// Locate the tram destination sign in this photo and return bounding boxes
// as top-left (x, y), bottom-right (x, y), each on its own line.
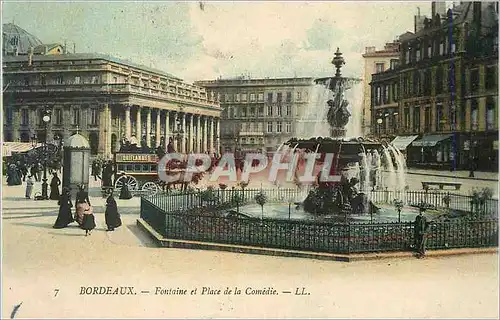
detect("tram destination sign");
top-left (115, 153), bottom-right (158, 163)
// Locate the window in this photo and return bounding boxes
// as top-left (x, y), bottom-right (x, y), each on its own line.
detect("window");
top-left (232, 107), bottom-right (237, 118)
top-left (250, 93), bottom-right (256, 102)
top-left (451, 42), bottom-right (456, 53)
top-left (241, 107), bottom-right (247, 117)
top-left (423, 69), bottom-right (431, 95)
top-left (276, 122), bottom-right (282, 133)
top-left (56, 76), bottom-right (63, 84)
top-left (286, 122), bottom-right (291, 133)
top-left (404, 107), bottom-right (410, 129)
top-left (375, 86), bottom-right (382, 105)
top-left (241, 93), bottom-right (247, 101)
top-left (72, 108), bottom-right (80, 126)
top-left (286, 105), bottom-right (292, 116)
top-left (21, 109), bottom-right (29, 125)
top-left (413, 72), bottom-right (421, 95)
top-left (415, 43), bottom-right (421, 61)
top-left (258, 106), bottom-right (264, 116)
top-left (250, 138), bottom-right (255, 145)
top-left (383, 85), bottom-right (389, 103)
top-left (424, 107), bottom-right (431, 132)
top-left (436, 66), bottom-right (444, 94)
top-left (375, 63), bottom-right (385, 73)
top-left (486, 98), bottom-right (495, 130)
top-left (276, 92), bottom-right (282, 104)
top-left (267, 122), bottom-right (273, 133)
top-left (427, 43), bottom-right (432, 58)
top-left (413, 106), bottom-right (420, 132)
top-left (258, 93), bottom-right (264, 101)
top-left (90, 108), bottom-right (98, 125)
top-left (470, 69), bottom-right (480, 93)
top-left (91, 76), bottom-right (98, 84)
top-left (267, 93), bottom-right (273, 103)
top-left (249, 123), bottom-right (254, 132)
top-left (241, 138), bottom-right (247, 144)
top-left (54, 109), bottom-right (63, 125)
top-left (74, 76), bottom-right (80, 84)
top-left (286, 92), bottom-right (292, 102)
top-left (267, 105), bottom-right (273, 116)
top-left (390, 59), bottom-right (399, 70)
top-left (24, 77), bottom-right (30, 86)
top-left (296, 91), bottom-right (302, 101)
top-left (439, 39), bottom-right (445, 55)
top-left (486, 66), bottom-right (497, 90)
top-left (277, 106), bottom-right (282, 116)
top-left (40, 75), bottom-right (46, 86)
top-left (113, 77), bottom-right (118, 83)
top-left (405, 49), bottom-right (410, 64)
top-left (241, 123), bottom-right (247, 131)
top-left (436, 104), bottom-right (444, 131)
top-left (471, 100), bottom-right (479, 130)
top-left (6, 108), bottom-right (13, 125)
top-left (250, 107), bottom-right (255, 117)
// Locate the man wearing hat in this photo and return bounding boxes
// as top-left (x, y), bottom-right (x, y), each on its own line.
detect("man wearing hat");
top-left (414, 207), bottom-right (431, 258)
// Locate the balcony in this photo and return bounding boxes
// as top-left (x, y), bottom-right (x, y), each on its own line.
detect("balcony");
top-left (4, 83), bottom-right (220, 109)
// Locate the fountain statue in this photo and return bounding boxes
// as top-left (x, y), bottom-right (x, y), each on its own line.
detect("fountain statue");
top-left (283, 48), bottom-right (406, 216)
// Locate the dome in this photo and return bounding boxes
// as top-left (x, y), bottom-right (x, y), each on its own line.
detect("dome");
top-left (3, 23), bottom-right (43, 55)
top-left (65, 133), bottom-right (90, 149)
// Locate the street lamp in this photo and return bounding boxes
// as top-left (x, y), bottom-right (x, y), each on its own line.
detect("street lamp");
top-left (41, 108), bottom-right (51, 200)
top-left (377, 118), bottom-right (383, 136)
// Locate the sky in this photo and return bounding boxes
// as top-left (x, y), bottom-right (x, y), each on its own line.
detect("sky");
top-left (2, 1), bottom-right (432, 83)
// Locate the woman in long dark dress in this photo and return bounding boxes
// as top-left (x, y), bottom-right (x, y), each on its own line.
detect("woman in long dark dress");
top-left (119, 174), bottom-right (133, 200)
top-left (81, 202), bottom-right (96, 236)
top-left (105, 193), bottom-right (122, 231)
top-left (53, 188), bottom-right (74, 229)
top-left (49, 173), bottom-right (61, 200)
top-left (75, 184), bottom-right (91, 225)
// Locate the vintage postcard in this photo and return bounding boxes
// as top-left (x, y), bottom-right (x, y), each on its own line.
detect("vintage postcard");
top-left (2, 1), bottom-right (498, 318)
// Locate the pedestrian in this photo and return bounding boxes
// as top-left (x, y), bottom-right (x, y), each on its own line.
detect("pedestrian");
top-left (49, 172), bottom-right (61, 200)
top-left (30, 164), bottom-right (38, 182)
top-left (53, 187), bottom-right (74, 229)
top-left (25, 175), bottom-right (34, 199)
top-left (118, 173), bottom-right (133, 200)
top-left (36, 163), bottom-right (42, 182)
top-left (7, 163), bottom-right (21, 186)
top-left (81, 202), bottom-right (96, 236)
top-left (414, 208), bottom-right (431, 258)
top-left (75, 184), bottom-right (91, 226)
top-left (19, 162), bottom-right (28, 182)
top-left (105, 192), bottom-right (122, 231)
top-left (91, 160), bottom-right (101, 181)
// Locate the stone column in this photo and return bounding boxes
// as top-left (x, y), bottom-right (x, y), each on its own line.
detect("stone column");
top-left (155, 109), bottom-right (161, 147)
top-left (189, 114), bottom-right (194, 153)
top-left (98, 104), bottom-right (112, 157)
top-left (165, 111), bottom-right (170, 145)
top-left (125, 105), bottom-right (131, 139)
top-left (209, 117), bottom-right (214, 154)
top-left (181, 113), bottom-right (186, 153)
top-left (62, 105), bottom-right (71, 140)
top-left (197, 115), bottom-right (201, 152)
top-left (202, 116), bottom-right (207, 153)
top-left (216, 118), bottom-right (220, 155)
top-left (146, 108), bottom-right (152, 147)
top-left (12, 108), bottom-right (20, 141)
top-left (136, 107), bottom-right (141, 138)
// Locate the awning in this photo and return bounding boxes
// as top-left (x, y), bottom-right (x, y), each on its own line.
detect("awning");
top-left (390, 135), bottom-right (419, 150)
top-left (412, 134), bottom-right (453, 147)
top-left (2, 142), bottom-right (42, 157)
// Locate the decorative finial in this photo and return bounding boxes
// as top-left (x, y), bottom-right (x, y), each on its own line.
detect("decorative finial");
top-left (331, 47), bottom-right (345, 78)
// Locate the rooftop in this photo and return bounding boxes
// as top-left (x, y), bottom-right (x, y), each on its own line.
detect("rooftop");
top-left (2, 23), bottom-right (43, 55)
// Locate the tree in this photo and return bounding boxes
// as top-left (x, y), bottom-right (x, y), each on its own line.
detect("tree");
top-left (255, 191), bottom-right (268, 220)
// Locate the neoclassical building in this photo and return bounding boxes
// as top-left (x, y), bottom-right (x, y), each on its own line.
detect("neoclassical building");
top-left (195, 77), bottom-right (313, 154)
top-left (3, 25), bottom-right (221, 158)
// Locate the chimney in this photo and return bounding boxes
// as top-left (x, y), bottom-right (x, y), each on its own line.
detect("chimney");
top-left (28, 47), bottom-right (33, 66)
top-left (365, 46), bottom-right (376, 54)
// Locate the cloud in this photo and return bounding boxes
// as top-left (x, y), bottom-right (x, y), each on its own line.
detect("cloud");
top-left (3, 2), bottom-right (431, 83)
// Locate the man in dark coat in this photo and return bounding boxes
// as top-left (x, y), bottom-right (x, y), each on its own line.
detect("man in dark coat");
top-left (414, 208), bottom-right (430, 258)
top-left (118, 173), bottom-right (133, 200)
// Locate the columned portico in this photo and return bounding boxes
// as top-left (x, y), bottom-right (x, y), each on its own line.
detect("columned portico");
top-left (181, 113), bottom-right (186, 153)
top-left (189, 114), bottom-right (194, 153)
top-left (202, 116), bottom-right (207, 153)
top-left (209, 117), bottom-right (214, 154)
top-left (216, 118), bottom-right (220, 155)
top-left (164, 111), bottom-right (170, 144)
top-left (135, 107), bottom-right (141, 139)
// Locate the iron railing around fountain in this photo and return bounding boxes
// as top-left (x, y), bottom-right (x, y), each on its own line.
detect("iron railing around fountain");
top-left (140, 189), bottom-right (498, 254)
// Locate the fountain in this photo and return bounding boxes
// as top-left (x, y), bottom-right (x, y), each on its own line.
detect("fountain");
top-left (281, 48), bottom-right (407, 216)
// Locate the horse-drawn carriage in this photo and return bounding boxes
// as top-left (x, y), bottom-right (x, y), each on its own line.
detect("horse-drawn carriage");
top-left (110, 151), bottom-right (209, 196)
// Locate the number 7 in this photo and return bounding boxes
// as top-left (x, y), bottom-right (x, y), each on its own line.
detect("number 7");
top-left (54, 289), bottom-right (59, 297)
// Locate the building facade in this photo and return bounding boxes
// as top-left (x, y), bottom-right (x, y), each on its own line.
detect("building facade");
top-left (3, 26), bottom-right (221, 158)
top-left (361, 41), bottom-right (400, 136)
top-left (195, 77), bottom-right (314, 154)
top-left (370, 1), bottom-right (498, 171)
